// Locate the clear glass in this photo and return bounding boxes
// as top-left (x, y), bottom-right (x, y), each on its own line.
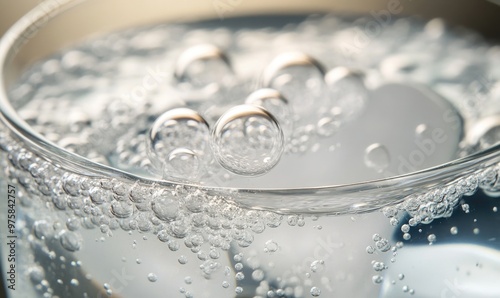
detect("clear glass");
top-left (1, 1), bottom-right (500, 297)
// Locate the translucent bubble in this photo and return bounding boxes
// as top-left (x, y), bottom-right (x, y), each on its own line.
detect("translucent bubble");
top-left (427, 234), bottom-right (437, 244)
top-left (264, 240), bottom-right (279, 253)
top-left (398, 273), bottom-right (405, 280)
top-left (403, 233), bottom-right (411, 240)
top-left (364, 143), bottom-right (390, 173)
top-left (372, 275), bottom-right (384, 284)
top-left (310, 286), bottom-right (321, 297)
top-left (401, 224), bottom-right (410, 233)
top-left (252, 269), bottom-right (265, 282)
top-left (235, 272), bottom-right (245, 281)
top-left (162, 148), bottom-right (201, 181)
top-left (262, 52), bottom-right (325, 87)
top-left (178, 255), bottom-right (188, 264)
top-left (174, 44), bottom-right (233, 89)
top-left (60, 231), bottom-right (82, 252)
top-left (262, 52), bottom-right (326, 116)
top-left (211, 105), bottom-right (284, 176)
top-left (375, 238), bottom-right (391, 252)
top-left (324, 67), bottom-right (367, 120)
top-left (148, 273), bottom-right (158, 282)
top-left (151, 194), bottom-right (179, 222)
top-left (147, 108), bottom-right (210, 178)
top-left (366, 246), bottom-right (375, 254)
top-left (34, 220), bottom-right (53, 240)
top-left (245, 88), bottom-right (293, 140)
top-left (222, 281), bottom-right (230, 288)
top-left (310, 260), bottom-right (325, 273)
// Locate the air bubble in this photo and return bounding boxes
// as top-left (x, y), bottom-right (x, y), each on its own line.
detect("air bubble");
top-left (162, 148), bottom-right (201, 181)
top-left (317, 117), bottom-right (340, 137)
top-left (178, 255), bottom-right (188, 264)
top-left (211, 105), bottom-right (284, 176)
top-left (151, 193), bottom-right (179, 222)
top-left (60, 231), bottom-right (82, 252)
top-left (372, 275), bottom-right (384, 284)
top-left (310, 260), bottom-right (325, 273)
top-left (148, 273), bottom-right (158, 282)
top-left (147, 108), bottom-right (210, 179)
top-left (310, 286), bottom-right (321, 297)
top-left (174, 44), bottom-right (233, 89)
top-left (264, 240), bottom-right (279, 253)
top-left (364, 143), bottom-right (390, 173)
top-left (245, 88), bottom-right (293, 139)
top-left (427, 234), bottom-right (437, 244)
top-left (252, 269), bottom-right (265, 282)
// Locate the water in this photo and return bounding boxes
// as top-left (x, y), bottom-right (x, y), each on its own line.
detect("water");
top-left (1, 13), bottom-right (500, 298)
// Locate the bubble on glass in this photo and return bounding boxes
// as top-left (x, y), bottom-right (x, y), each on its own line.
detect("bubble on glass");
top-left (427, 234), bottom-right (437, 244)
top-left (261, 52), bottom-right (326, 116)
top-left (364, 143), bottom-right (390, 173)
top-left (147, 273), bottom-right (158, 282)
top-left (262, 51), bottom-right (326, 87)
top-left (310, 286), bottom-right (321, 297)
top-left (324, 67), bottom-right (368, 121)
top-left (60, 230), bottom-right (82, 252)
top-left (317, 117), bottom-right (341, 137)
top-left (264, 240), bottom-right (280, 253)
top-left (174, 44), bottom-right (233, 90)
top-left (245, 88), bottom-right (293, 140)
top-left (211, 105), bottom-right (284, 176)
top-left (147, 108), bottom-right (210, 179)
top-left (252, 269), bottom-right (265, 282)
top-left (162, 148), bottom-right (201, 181)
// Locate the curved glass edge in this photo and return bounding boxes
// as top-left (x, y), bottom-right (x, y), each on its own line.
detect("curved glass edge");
top-left (0, 0), bottom-right (500, 214)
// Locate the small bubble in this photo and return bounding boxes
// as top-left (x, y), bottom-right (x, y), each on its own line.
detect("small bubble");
top-left (450, 226), bottom-right (458, 235)
top-left (245, 88), bottom-right (293, 139)
top-left (372, 275), bottom-right (384, 284)
top-left (234, 263), bottom-right (243, 271)
top-left (211, 105), bottom-right (284, 176)
top-left (364, 143), bottom-right (390, 173)
top-left (147, 108), bottom-right (210, 179)
top-left (390, 218), bottom-right (399, 226)
top-left (235, 286), bottom-right (243, 294)
top-left (310, 286), bottom-right (321, 297)
top-left (462, 203), bottom-right (470, 213)
top-left (70, 279), bottom-right (79, 286)
top-left (493, 206), bottom-right (498, 212)
top-left (60, 231), bottom-right (82, 252)
top-left (366, 246), bottom-right (375, 254)
top-left (401, 224), bottom-right (410, 233)
top-left (184, 276), bottom-right (192, 284)
top-left (178, 255), bottom-right (188, 264)
top-left (372, 234), bottom-right (381, 241)
top-left (398, 273), bottom-right (405, 280)
top-left (402, 285), bottom-right (409, 292)
top-left (403, 233), bottom-right (411, 241)
top-left (252, 269), bottom-right (265, 282)
top-left (264, 240), bottom-right (279, 253)
top-left (147, 273), bottom-right (157, 282)
top-left (310, 260), bottom-right (325, 273)
top-left (375, 238), bottom-right (391, 252)
top-left (473, 228), bottom-right (480, 235)
top-left (222, 281), bottom-right (230, 288)
top-left (427, 234), bottom-right (436, 244)
top-left (317, 117), bottom-right (340, 137)
top-left (235, 272), bottom-right (245, 281)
